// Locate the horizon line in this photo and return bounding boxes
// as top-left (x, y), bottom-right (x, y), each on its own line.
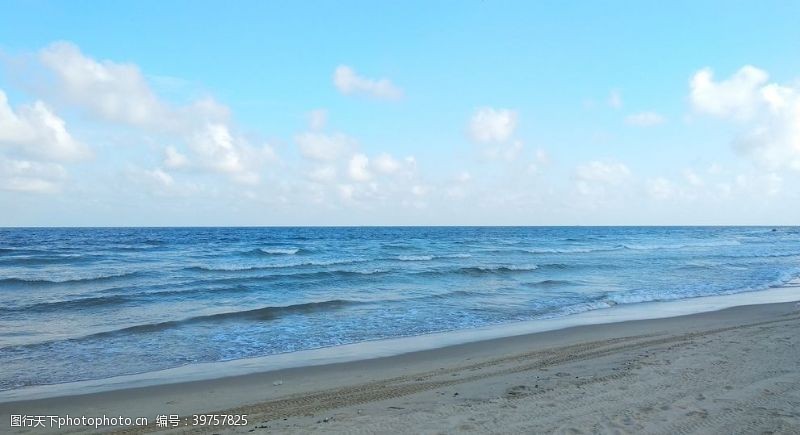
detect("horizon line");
top-left (0, 224), bottom-right (794, 229)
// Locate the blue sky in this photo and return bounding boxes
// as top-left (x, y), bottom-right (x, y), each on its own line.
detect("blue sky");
top-left (1, 1), bottom-right (799, 225)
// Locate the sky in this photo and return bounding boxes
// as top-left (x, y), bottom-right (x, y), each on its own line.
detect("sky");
top-left (1, 1), bottom-right (799, 226)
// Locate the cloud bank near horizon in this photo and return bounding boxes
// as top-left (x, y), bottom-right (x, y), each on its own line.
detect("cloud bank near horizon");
top-left (1, 41), bottom-right (798, 225)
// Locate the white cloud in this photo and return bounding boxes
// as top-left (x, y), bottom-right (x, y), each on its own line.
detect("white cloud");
top-left (307, 165), bottom-right (337, 183)
top-left (308, 109), bottom-right (327, 131)
top-left (608, 89), bottom-right (623, 109)
top-left (707, 163), bottom-right (723, 175)
top-left (690, 66), bottom-right (768, 119)
top-left (0, 157), bottom-right (67, 194)
top-left (575, 161), bottom-right (631, 184)
top-left (684, 169), bottom-right (704, 187)
top-left (186, 124), bottom-right (274, 185)
top-left (35, 42), bottom-right (270, 183)
top-left (163, 145), bottom-right (189, 168)
top-left (484, 139), bottom-right (524, 161)
top-left (534, 148), bottom-right (550, 166)
top-left (689, 65), bottom-right (800, 171)
top-left (333, 65), bottom-right (403, 100)
top-left (411, 185), bottom-right (428, 196)
top-left (39, 42), bottom-right (173, 129)
top-left (646, 177), bottom-right (676, 200)
top-left (127, 166), bottom-right (201, 197)
top-left (189, 124), bottom-right (244, 173)
top-left (373, 153), bottom-right (401, 174)
top-left (348, 153), bottom-right (372, 182)
top-left (0, 90), bottom-right (89, 162)
top-left (338, 184), bottom-right (355, 200)
top-left (468, 107), bottom-right (517, 143)
top-left (735, 172), bottom-right (782, 196)
top-left (295, 132), bottom-right (357, 161)
top-left (574, 161), bottom-right (632, 198)
top-left (144, 168), bottom-right (174, 188)
top-left (625, 111), bottom-right (666, 127)
top-left (527, 148), bottom-right (551, 174)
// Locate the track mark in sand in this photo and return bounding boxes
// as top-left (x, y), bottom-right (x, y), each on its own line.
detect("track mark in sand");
top-left (651, 375), bottom-right (800, 435)
top-left (113, 314), bottom-right (800, 434)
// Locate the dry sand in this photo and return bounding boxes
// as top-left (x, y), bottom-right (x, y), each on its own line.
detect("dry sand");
top-left (3, 299), bottom-right (800, 434)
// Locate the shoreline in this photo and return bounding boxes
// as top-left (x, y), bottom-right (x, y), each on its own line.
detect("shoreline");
top-left (2, 286), bottom-right (800, 433)
top-left (1, 283), bottom-right (799, 404)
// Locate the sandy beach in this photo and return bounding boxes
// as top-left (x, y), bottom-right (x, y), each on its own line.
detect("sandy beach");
top-left (3, 0), bottom-right (799, 432)
top-left (2, 294), bottom-right (799, 434)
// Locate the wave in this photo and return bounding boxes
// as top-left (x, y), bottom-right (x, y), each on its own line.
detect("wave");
top-left (412, 262), bottom-right (573, 278)
top-left (621, 240), bottom-right (741, 251)
top-left (185, 269), bottom-right (392, 285)
top-left (0, 254), bottom-right (95, 266)
top-left (678, 261), bottom-right (747, 271)
top-left (602, 268), bottom-right (800, 306)
top-left (397, 255), bottom-right (434, 261)
top-left (523, 279), bottom-right (578, 288)
top-left (105, 241), bottom-right (166, 251)
top-left (0, 247), bottom-right (52, 256)
top-left (395, 253), bottom-right (472, 261)
top-left (185, 258), bottom-right (366, 272)
top-left (382, 243), bottom-right (414, 250)
top-left (711, 251), bottom-right (800, 259)
top-left (246, 247), bottom-right (302, 256)
top-left (17, 299), bottom-right (368, 345)
top-left (0, 294), bottom-right (133, 314)
top-left (458, 264), bottom-right (539, 275)
top-left (524, 246), bottom-right (622, 254)
top-left (153, 299), bottom-right (361, 327)
top-left (0, 271), bottom-right (141, 286)
top-left (517, 240), bottom-right (742, 255)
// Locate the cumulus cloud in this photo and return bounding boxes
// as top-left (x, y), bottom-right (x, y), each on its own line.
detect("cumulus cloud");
top-left (348, 153), bottom-right (372, 181)
top-left (689, 65), bottom-right (800, 171)
top-left (126, 166), bottom-right (202, 197)
top-left (293, 115), bottom-right (423, 209)
top-left (575, 161), bottom-right (631, 184)
top-left (0, 157), bottom-right (67, 194)
top-left (189, 124), bottom-right (245, 174)
top-left (333, 65), bottom-right (403, 100)
top-left (373, 153), bottom-right (401, 174)
top-left (143, 168), bottom-right (174, 188)
top-left (684, 169), bottom-right (704, 187)
top-left (574, 161), bottom-right (632, 197)
top-left (527, 148), bottom-right (551, 174)
top-left (308, 109), bottom-right (328, 131)
top-left (608, 89), bottom-right (623, 109)
top-left (163, 145), bottom-right (189, 169)
top-left (39, 42), bottom-right (173, 129)
top-left (0, 90), bottom-right (89, 162)
top-left (295, 132), bottom-right (357, 161)
top-left (646, 177), bottom-right (676, 200)
top-left (35, 41), bottom-right (270, 183)
top-left (307, 165), bottom-right (337, 183)
top-left (625, 111), bottom-right (666, 127)
top-left (468, 107), bottom-right (517, 143)
top-left (292, 108), bottom-right (424, 209)
top-left (735, 172), bottom-right (783, 196)
top-left (483, 139), bottom-right (523, 162)
top-left (690, 66), bottom-right (768, 120)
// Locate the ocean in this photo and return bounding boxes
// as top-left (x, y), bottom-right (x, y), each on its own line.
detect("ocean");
top-left (1, 226), bottom-right (798, 392)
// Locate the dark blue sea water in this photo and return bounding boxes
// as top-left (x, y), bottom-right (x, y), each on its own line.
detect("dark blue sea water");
top-left (1, 226), bottom-right (799, 391)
